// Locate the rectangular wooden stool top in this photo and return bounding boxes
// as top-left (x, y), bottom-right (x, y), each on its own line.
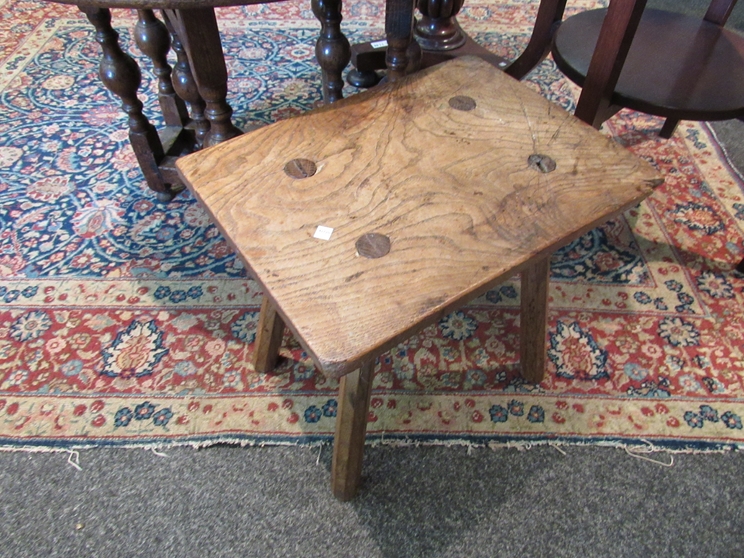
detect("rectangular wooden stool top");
top-left (176, 56), bottom-right (661, 378)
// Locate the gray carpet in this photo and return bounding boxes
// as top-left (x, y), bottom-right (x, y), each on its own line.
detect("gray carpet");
top-left (2, 1), bottom-right (744, 556)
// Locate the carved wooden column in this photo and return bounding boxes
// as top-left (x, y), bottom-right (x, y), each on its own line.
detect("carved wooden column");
top-left (81, 7), bottom-right (174, 201)
top-left (166, 8), bottom-right (242, 147)
top-left (312, 0), bottom-right (351, 103)
top-left (134, 9), bottom-right (188, 127)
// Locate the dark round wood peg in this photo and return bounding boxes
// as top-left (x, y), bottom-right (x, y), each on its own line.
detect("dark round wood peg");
top-left (284, 158), bottom-right (317, 179)
top-left (448, 95), bottom-right (476, 111)
top-left (527, 153), bottom-right (556, 173)
top-left (356, 233), bottom-right (391, 259)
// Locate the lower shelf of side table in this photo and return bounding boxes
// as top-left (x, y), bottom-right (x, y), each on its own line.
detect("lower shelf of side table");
top-left (552, 8), bottom-right (744, 122)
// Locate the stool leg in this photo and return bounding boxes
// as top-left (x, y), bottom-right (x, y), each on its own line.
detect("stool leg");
top-left (331, 360), bottom-right (375, 501)
top-left (520, 256), bottom-right (550, 384)
top-left (254, 296), bottom-right (285, 374)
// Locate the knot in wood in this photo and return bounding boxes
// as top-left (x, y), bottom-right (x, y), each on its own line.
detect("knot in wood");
top-left (448, 95), bottom-right (476, 111)
top-left (527, 154), bottom-right (556, 173)
top-left (284, 158), bottom-right (317, 179)
top-left (356, 233), bottom-right (391, 259)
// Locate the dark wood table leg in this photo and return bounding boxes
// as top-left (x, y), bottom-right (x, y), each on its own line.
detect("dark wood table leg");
top-left (254, 296), bottom-right (286, 374)
top-left (349, 0), bottom-right (571, 84)
top-left (331, 360), bottom-right (375, 501)
top-left (166, 8), bottom-right (242, 147)
top-left (385, 0), bottom-right (416, 81)
top-left (163, 12), bottom-right (210, 149)
top-left (81, 7), bottom-right (178, 202)
top-left (134, 9), bottom-right (189, 126)
top-left (312, 0), bottom-right (351, 103)
top-left (520, 256), bottom-right (550, 384)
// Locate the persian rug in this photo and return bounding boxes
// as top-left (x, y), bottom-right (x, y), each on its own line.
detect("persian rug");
top-left (1, 0), bottom-right (744, 452)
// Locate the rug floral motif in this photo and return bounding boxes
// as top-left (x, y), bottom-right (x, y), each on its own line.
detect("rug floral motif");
top-left (1, 0), bottom-right (744, 451)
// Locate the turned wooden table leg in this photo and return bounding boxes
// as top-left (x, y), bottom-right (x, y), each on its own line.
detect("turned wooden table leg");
top-left (168, 8), bottom-right (242, 147)
top-left (312, 0), bottom-right (351, 103)
top-left (520, 256), bottom-right (550, 384)
top-left (134, 9), bottom-right (188, 126)
top-left (163, 12), bottom-right (210, 148)
top-left (385, 0), bottom-right (416, 81)
top-left (81, 7), bottom-right (175, 202)
top-left (254, 296), bottom-right (286, 374)
top-left (331, 360), bottom-right (375, 501)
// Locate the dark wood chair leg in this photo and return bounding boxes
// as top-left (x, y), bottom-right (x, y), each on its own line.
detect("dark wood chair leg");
top-left (331, 360), bottom-right (375, 501)
top-left (573, 0), bottom-right (648, 128)
top-left (736, 257), bottom-right (744, 275)
top-left (505, 0), bottom-right (568, 80)
top-left (659, 117), bottom-right (680, 138)
top-left (254, 296), bottom-right (286, 374)
top-left (520, 256), bottom-right (550, 384)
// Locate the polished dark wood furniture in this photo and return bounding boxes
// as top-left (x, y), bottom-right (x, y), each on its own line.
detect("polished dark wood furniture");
top-left (551, 0), bottom-right (744, 138)
top-left (354, 0), bottom-right (744, 141)
top-left (176, 56), bottom-right (660, 500)
top-left (44, 0), bottom-right (353, 200)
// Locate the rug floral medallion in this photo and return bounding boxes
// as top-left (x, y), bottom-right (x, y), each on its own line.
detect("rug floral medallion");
top-left (1, 0), bottom-right (744, 451)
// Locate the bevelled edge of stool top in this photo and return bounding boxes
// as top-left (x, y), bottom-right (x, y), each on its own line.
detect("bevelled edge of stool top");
top-left (176, 55), bottom-right (664, 379)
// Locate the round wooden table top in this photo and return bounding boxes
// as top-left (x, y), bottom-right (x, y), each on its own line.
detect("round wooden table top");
top-left (43, 0), bottom-right (283, 10)
top-left (553, 8), bottom-right (744, 120)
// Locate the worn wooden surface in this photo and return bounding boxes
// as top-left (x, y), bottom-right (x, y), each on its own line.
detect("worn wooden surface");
top-left (177, 56), bottom-right (661, 379)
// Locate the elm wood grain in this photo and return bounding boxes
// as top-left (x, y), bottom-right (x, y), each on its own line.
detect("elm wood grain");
top-left (253, 296), bottom-right (286, 374)
top-left (520, 256), bottom-right (550, 384)
top-left (331, 360), bottom-right (375, 501)
top-left (176, 56), bottom-right (661, 381)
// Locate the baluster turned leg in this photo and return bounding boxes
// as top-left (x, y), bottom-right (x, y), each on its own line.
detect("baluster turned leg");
top-left (162, 11), bottom-right (209, 148)
top-left (385, 0), bottom-right (416, 81)
top-left (134, 9), bottom-right (188, 126)
top-left (312, 0), bottom-right (351, 104)
top-left (167, 8), bottom-right (242, 147)
top-left (81, 7), bottom-right (174, 202)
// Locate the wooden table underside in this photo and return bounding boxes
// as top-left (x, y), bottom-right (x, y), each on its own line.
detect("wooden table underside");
top-left (177, 56), bottom-right (661, 499)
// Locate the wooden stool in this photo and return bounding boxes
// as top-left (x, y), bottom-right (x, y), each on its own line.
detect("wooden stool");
top-left (176, 56), bottom-right (661, 500)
